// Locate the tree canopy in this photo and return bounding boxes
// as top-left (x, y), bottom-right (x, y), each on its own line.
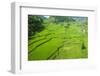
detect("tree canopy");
top-left (28, 15), bottom-right (45, 36)
top-left (48, 16), bottom-right (75, 23)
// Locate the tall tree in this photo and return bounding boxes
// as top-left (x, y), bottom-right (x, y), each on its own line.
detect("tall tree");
top-left (28, 15), bottom-right (45, 36)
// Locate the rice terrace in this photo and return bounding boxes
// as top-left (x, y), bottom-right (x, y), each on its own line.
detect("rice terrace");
top-left (28, 15), bottom-right (88, 61)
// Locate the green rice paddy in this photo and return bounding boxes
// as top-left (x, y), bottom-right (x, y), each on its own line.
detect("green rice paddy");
top-left (28, 16), bottom-right (88, 61)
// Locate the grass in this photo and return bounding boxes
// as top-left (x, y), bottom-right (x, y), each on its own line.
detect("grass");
top-left (28, 22), bottom-right (88, 60)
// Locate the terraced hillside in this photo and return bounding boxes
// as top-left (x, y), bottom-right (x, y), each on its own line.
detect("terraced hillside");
top-left (28, 15), bottom-right (88, 61)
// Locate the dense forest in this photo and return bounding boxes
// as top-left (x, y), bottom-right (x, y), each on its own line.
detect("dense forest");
top-left (28, 15), bottom-right (88, 60)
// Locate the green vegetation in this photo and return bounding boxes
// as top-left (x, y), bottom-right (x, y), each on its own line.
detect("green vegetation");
top-left (28, 15), bottom-right (88, 61)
